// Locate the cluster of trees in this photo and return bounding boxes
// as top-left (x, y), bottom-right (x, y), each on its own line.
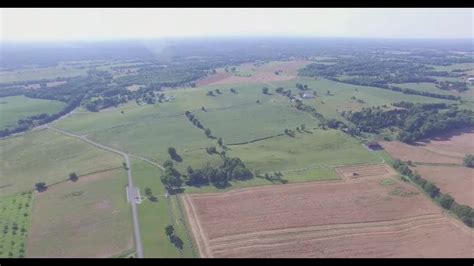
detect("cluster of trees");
top-left (160, 160), bottom-right (183, 192)
top-left (165, 225), bottom-right (184, 250)
top-left (295, 83), bottom-right (309, 90)
top-left (262, 87), bottom-right (270, 95)
top-left (392, 160), bottom-right (473, 227)
top-left (184, 157), bottom-right (253, 188)
top-left (464, 154), bottom-right (474, 168)
top-left (168, 147), bottom-right (182, 162)
top-left (184, 111), bottom-right (213, 139)
top-left (344, 102), bottom-right (474, 143)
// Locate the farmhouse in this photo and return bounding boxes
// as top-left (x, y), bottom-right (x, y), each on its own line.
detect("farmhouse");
top-left (302, 93), bottom-right (315, 99)
top-left (467, 77), bottom-right (474, 85)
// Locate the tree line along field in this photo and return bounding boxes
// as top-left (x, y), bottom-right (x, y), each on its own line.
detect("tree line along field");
top-left (0, 95), bottom-right (66, 129)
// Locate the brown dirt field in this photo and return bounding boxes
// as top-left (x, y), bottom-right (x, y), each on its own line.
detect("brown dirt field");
top-left (196, 60), bottom-right (311, 86)
top-left (414, 127), bottom-right (474, 158)
top-left (380, 141), bottom-right (463, 165)
top-left (412, 165), bottom-right (474, 206)
top-left (335, 163), bottom-right (397, 180)
top-left (27, 170), bottom-right (133, 258)
top-left (182, 177), bottom-right (473, 258)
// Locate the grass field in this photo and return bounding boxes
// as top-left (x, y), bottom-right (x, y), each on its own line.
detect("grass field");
top-left (132, 159), bottom-right (195, 258)
top-left (226, 129), bottom-right (381, 178)
top-left (0, 192), bottom-right (33, 258)
top-left (26, 169), bottom-right (133, 258)
top-left (195, 100), bottom-right (317, 144)
top-left (0, 95), bottom-right (66, 129)
top-left (0, 129), bottom-right (123, 197)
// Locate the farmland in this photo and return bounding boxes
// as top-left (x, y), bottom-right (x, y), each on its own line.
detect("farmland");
top-left (1, 37), bottom-right (473, 259)
top-left (0, 95), bottom-right (66, 129)
top-left (0, 128), bottom-right (123, 197)
top-left (182, 175), bottom-right (473, 258)
top-left (26, 169), bottom-right (133, 258)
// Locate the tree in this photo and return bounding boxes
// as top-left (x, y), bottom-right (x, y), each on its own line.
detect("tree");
top-left (262, 87), bottom-right (269, 95)
top-left (168, 147), bottom-right (181, 161)
top-left (204, 128), bottom-right (212, 138)
top-left (423, 182), bottom-right (440, 198)
top-left (187, 166), bottom-right (194, 175)
top-left (217, 137), bottom-right (223, 147)
top-left (165, 225), bottom-right (174, 238)
top-left (201, 106), bottom-right (206, 111)
top-left (145, 187), bottom-right (152, 197)
top-left (437, 194), bottom-right (454, 210)
top-left (163, 160), bottom-right (174, 169)
top-left (69, 172), bottom-right (78, 182)
top-left (35, 182), bottom-right (47, 192)
top-left (463, 154), bottom-right (474, 168)
top-left (256, 100), bottom-right (260, 104)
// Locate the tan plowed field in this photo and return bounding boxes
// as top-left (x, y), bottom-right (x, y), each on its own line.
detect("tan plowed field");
top-left (380, 141), bottom-right (463, 164)
top-left (182, 176), bottom-right (473, 258)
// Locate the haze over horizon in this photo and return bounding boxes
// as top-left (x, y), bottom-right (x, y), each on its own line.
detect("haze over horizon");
top-left (0, 8), bottom-right (473, 42)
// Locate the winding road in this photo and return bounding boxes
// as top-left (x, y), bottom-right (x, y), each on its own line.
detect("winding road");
top-left (47, 126), bottom-right (144, 258)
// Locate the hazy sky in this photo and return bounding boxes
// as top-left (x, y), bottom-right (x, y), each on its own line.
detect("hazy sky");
top-left (1, 8), bottom-right (472, 41)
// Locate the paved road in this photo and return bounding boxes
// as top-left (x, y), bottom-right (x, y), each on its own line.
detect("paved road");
top-left (48, 126), bottom-right (144, 258)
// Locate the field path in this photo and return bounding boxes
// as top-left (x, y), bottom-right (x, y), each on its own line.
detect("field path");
top-left (47, 126), bottom-right (145, 258)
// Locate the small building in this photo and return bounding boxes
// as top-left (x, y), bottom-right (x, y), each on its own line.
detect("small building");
top-left (302, 93), bottom-right (316, 99)
top-left (366, 142), bottom-right (383, 151)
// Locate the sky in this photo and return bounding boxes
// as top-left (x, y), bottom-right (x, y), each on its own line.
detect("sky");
top-left (0, 8), bottom-right (472, 41)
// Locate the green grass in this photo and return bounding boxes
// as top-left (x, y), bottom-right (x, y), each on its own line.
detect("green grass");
top-left (0, 128), bottom-right (123, 197)
top-left (389, 82), bottom-right (458, 95)
top-left (132, 159), bottom-right (178, 258)
top-left (430, 63), bottom-right (474, 72)
top-left (195, 100), bottom-right (317, 144)
top-left (226, 129), bottom-right (381, 176)
top-left (0, 192), bottom-right (33, 258)
top-left (26, 169), bottom-right (133, 258)
top-left (0, 95), bottom-right (66, 129)
top-left (87, 115), bottom-right (216, 168)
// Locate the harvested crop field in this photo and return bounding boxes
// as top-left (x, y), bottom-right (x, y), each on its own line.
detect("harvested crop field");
top-left (414, 127), bottom-right (474, 158)
top-left (196, 60), bottom-right (311, 86)
top-left (380, 141), bottom-right (463, 165)
top-left (182, 177), bottom-right (473, 258)
top-left (412, 165), bottom-right (474, 206)
top-left (335, 163), bottom-right (396, 180)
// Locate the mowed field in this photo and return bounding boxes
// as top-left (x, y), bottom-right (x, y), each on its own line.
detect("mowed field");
top-left (182, 176), bottom-right (474, 258)
top-left (0, 129), bottom-right (123, 197)
top-left (0, 95), bottom-right (66, 129)
top-left (26, 169), bottom-right (133, 258)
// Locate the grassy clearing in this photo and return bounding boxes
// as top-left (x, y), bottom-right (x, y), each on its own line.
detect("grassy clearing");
top-left (88, 115), bottom-right (215, 168)
top-left (132, 159), bottom-right (178, 258)
top-left (196, 100), bottom-right (317, 143)
top-left (226, 129), bottom-right (380, 176)
top-left (0, 128), bottom-right (123, 197)
top-left (0, 95), bottom-right (66, 129)
top-left (26, 169), bottom-right (133, 258)
top-left (389, 82), bottom-right (458, 95)
top-left (430, 63), bottom-right (474, 72)
top-left (0, 192), bottom-right (33, 258)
